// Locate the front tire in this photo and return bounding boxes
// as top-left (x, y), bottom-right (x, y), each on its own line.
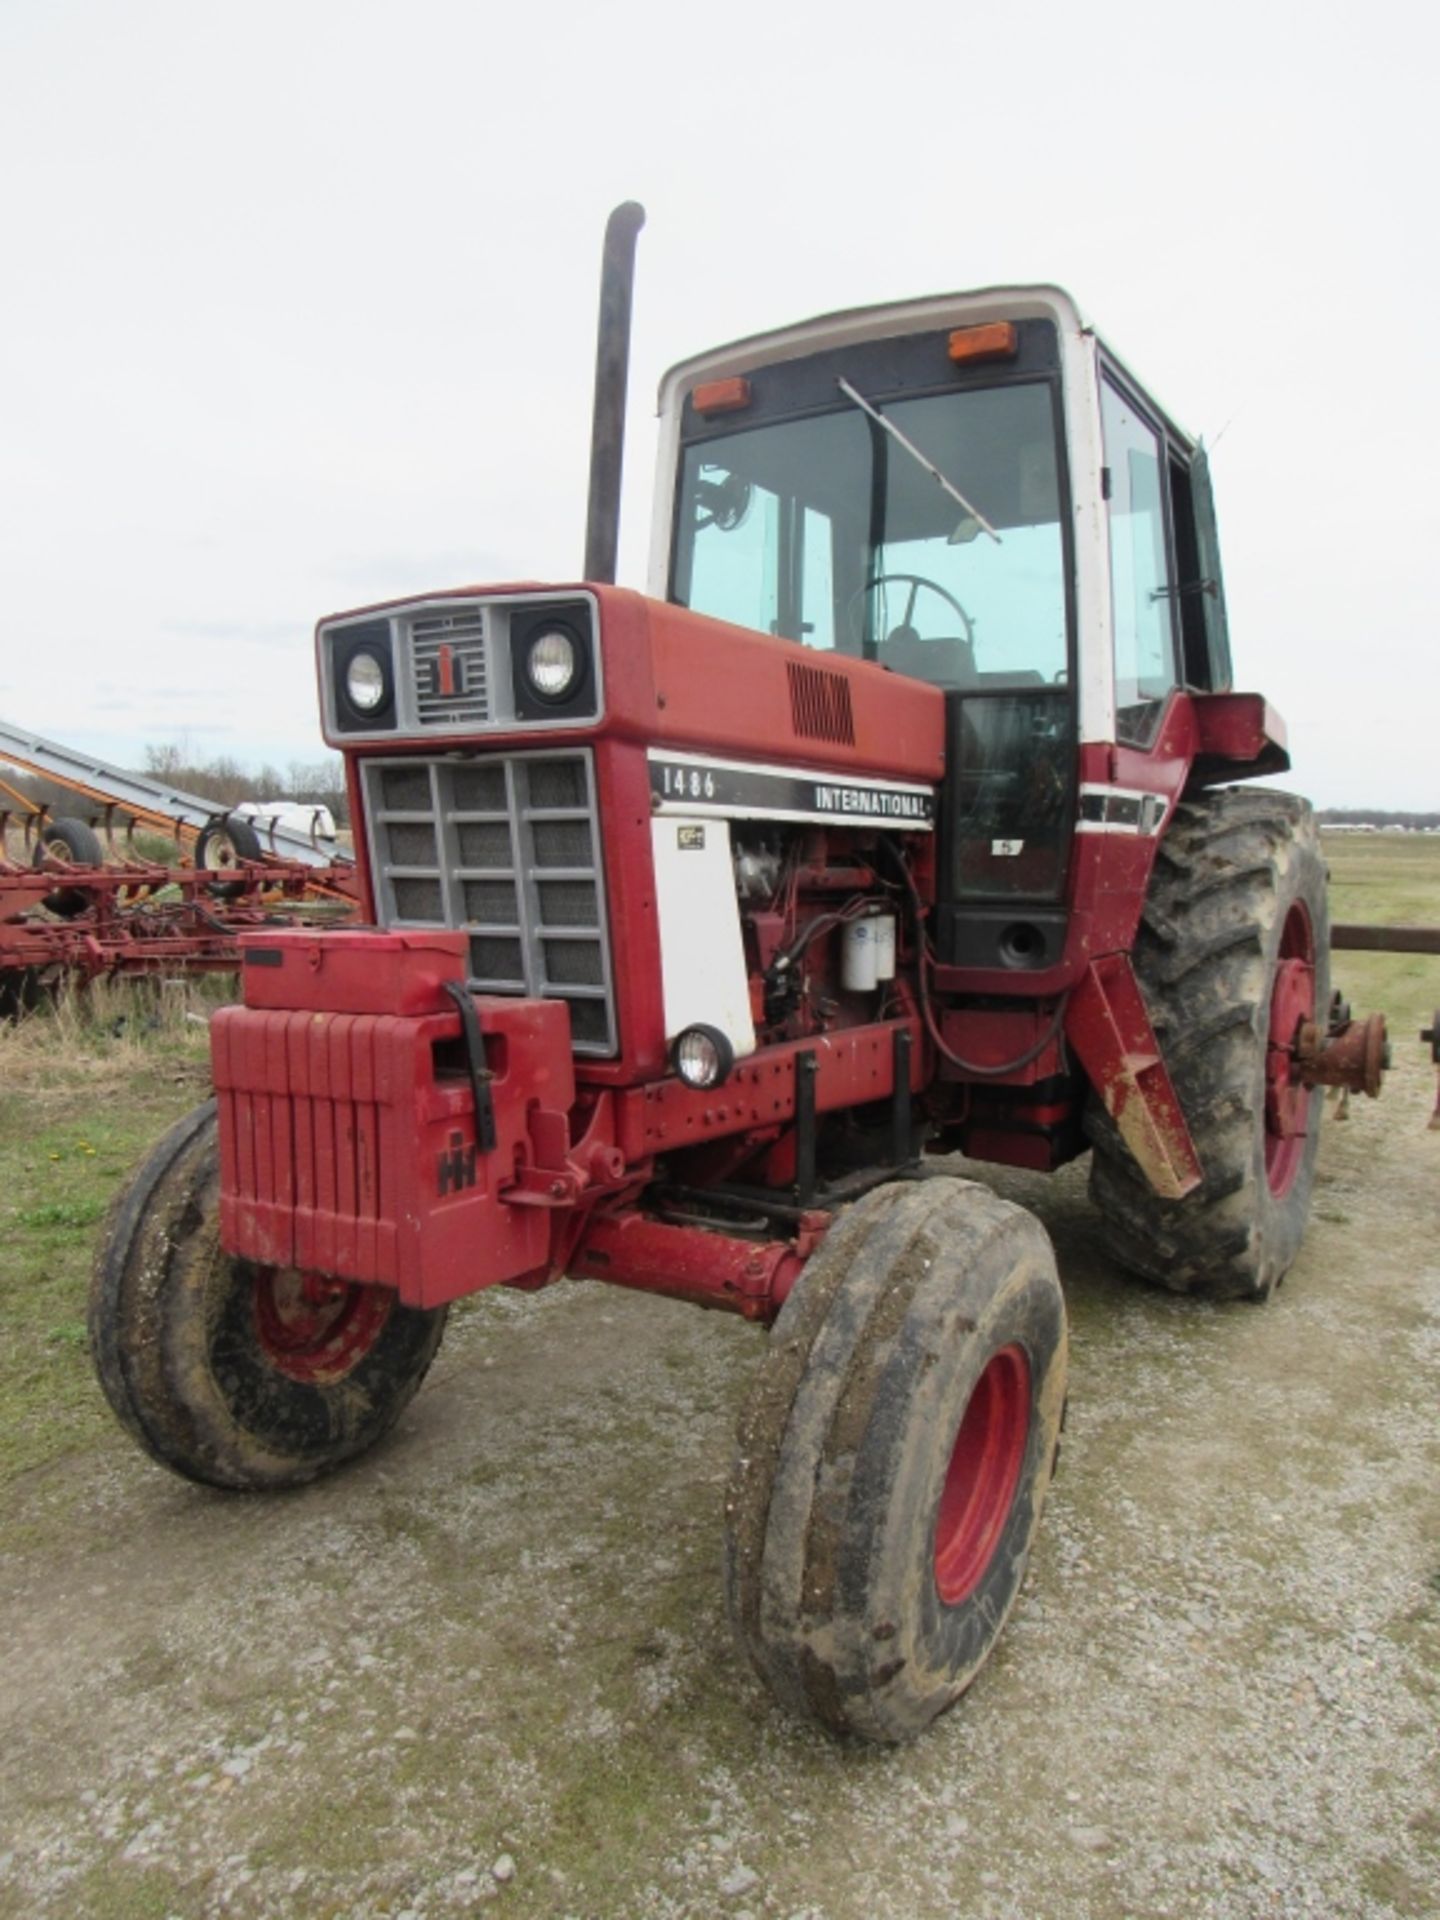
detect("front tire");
top-left (725, 1178), bottom-right (1067, 1743)
top-left (1086, 786), bottom-right (1330, 1300)
top-left (89, 1101), bottom-right (447, 1490)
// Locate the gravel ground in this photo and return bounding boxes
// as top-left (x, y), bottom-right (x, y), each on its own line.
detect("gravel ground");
top-left (1, 1057), bottom-right (1436, 1920)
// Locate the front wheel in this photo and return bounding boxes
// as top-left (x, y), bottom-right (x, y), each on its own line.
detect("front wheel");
top-left (725, 1178), bottom-right (1067, 1743)
top-left (89, 1101), bottom-right (447, 1490)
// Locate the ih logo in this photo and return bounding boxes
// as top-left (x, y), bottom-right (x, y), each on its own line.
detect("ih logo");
top-left (436, 1129), bottom-right (476, 1197)
top-left (429, 642), bottom-right (461, 700)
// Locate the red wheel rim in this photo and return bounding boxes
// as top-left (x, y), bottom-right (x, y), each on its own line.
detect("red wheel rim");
top-left (1264, 902), bottom-right (1317, 1197)
top-left (933, 1344), bottom-right (1032, 1607)
top-left (252, 1269), bottom-right (393, 1384)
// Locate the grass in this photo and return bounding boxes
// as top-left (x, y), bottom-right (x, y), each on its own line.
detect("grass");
top-left (1323, 829), bottom-right (1440, 1037)
top-left (0, 978), bottom-right (221, 1485)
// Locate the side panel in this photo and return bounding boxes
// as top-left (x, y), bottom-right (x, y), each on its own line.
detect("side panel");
top-left (650, 815), bottom-right (755, 1058)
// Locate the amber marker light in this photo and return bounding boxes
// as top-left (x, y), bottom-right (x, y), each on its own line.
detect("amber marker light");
top-left (693, 376), bottom-right (752, 415)
top-left (948, 322), bottom-right (1018, 364)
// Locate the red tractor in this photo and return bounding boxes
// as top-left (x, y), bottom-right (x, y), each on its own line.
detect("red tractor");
top-left (91, 207), bottom-right (1385, 1743)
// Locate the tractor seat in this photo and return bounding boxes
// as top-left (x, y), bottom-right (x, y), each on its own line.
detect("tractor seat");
top-left (877, 631), bottom-right (977, 690)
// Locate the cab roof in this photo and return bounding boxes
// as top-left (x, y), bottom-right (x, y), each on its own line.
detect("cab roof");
top-left (655, 283), bottom-right (1198, 455)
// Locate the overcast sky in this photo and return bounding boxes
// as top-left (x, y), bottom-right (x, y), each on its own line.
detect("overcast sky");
top-left (1, 0), bottom-right (1434, 807)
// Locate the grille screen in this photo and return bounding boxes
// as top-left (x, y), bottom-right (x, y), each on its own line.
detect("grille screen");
top-left (362, 750), bottom-right (616, 1055)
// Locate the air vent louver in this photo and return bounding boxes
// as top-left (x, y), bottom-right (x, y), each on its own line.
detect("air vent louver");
top-left (788, 659), bottom-right (856, 745)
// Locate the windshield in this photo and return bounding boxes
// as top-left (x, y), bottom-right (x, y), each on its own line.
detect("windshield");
top-left (671, 378), bottom-right (1069, 691)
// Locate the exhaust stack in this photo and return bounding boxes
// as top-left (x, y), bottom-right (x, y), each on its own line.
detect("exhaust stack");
top-left (583, 201), bottom-right (646, 584)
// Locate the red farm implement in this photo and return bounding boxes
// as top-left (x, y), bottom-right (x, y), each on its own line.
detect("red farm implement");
top-left (1, 717), bottom-right (357, 1015)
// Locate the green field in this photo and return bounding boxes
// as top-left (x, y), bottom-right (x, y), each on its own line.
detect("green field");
top-left (1322, 830), bottom-right (1439, 1038)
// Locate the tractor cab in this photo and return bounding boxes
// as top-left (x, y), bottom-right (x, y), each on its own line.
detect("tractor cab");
top-left (655, 288), bottom-right (1234, 946)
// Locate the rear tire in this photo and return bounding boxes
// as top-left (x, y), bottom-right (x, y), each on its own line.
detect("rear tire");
top-left (1086, 786), bottom-right (1329, 1300)
top-left (90, 1101), bottom-right (448, 1490)
top-left (725, 1178), bottom-right (1067, 1743)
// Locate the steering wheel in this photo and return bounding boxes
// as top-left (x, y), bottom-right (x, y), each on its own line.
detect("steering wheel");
top-left (848, 573), bottom-right (975, 650)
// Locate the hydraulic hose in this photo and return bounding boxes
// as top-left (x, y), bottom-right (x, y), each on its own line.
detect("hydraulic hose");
top-left (878, 835), bottom-right (1070, 1080)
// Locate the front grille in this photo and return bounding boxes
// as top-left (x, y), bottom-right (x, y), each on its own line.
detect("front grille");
top-left (362, 749), bottom-right (616, 1055)
top-left (407, 606), bottom-right (491, 727)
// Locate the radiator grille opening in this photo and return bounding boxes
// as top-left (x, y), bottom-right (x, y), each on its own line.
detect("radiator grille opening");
top-left (394, 877), bottom-right (443, 919)
top-left (363, 750), bottom-right (616, 1055)
top-left (457, 821), bottom-right (514, 866)
top-left (462, 879), bottom-right (519, 923)
top-left (386, 822), bottom-right (438, 865)
top-left (543, 938), bottom-right (605, 986)
top-left (452, 764), bottom-right (508, 811)
top-left (381, 766), bottom-right (432, 810)
top-left (536, 879), bottom-right (599, 926)
top-left (532, 819), bottom-right (593, 867)
top-left (528, 759), bottom-right (588, 808)
top-left (567, 1000), bottom-right (610, 1048)
top-left (470, 934), bottom-right (525, 982)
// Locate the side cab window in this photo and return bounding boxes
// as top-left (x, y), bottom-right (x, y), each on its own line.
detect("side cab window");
top-left (1167, 444), bottom-right (1234, 693)
top-left (1099, 375), bottom-right (1179, 745)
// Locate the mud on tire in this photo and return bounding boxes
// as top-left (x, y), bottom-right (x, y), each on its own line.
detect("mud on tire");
top-left (90, 1101), bottom-right (447, 1490)
top-left (1086, 786), bottom-right (1329, 1300)
top-left (725, 1178), bottom-right (1067, 1744)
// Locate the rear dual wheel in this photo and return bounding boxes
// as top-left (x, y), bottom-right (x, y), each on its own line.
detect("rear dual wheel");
top-left (725, 1178), bottom-right (1067, 1743)
top-left (90, 1102), bottom-right (447, 1490)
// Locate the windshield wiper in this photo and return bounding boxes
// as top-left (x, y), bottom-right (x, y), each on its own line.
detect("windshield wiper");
top-left (836, 376), bottom-right (1002, 545)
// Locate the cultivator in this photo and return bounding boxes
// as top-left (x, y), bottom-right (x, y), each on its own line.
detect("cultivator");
top-left (0, 717), bottom-right (357, 1014)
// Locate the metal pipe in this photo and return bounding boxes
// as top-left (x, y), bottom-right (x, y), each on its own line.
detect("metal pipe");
top-left (583, 201), bottom-right (646, 584)
top-left (1331, 923), bottom-right (1440, 956)
top-left (568, 1209), bottom-right (802, 1322)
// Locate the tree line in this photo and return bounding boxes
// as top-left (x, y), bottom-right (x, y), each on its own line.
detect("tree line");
top-left (1317, 808), bottom-right (1440, 831)
top-left (139, 745), bottom-right (348, 825)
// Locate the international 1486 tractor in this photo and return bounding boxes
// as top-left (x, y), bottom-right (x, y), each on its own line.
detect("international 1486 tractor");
top-left (92, 206), bottom-right (1387, 1743)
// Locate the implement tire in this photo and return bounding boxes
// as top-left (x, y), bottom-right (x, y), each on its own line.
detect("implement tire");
top-left (89, 1101), bottom-right (447, 1490)
top-left (1086, 786), bottom-right (1329, 1301)
top-left (725, 1178), bottom-right (1067, 1744)
top-left (34, 815), bottom-right (104, 916)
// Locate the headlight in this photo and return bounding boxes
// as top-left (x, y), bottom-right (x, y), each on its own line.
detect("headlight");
top-left (672, 1024), bottom-right (734, 1090)
top-left (525, 627), bottom-right (579, 700)
top-left (345, 650), bottom-right (387, 712)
